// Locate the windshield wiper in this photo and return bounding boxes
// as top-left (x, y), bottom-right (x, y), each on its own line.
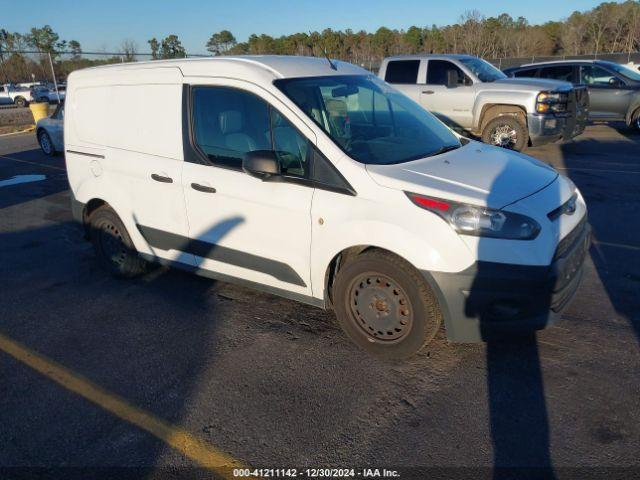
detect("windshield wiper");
top-left (425, 143), bottom-right (461, 158)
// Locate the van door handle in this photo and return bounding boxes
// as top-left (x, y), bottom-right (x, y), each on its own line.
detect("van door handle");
top-left (191, 183), bottom-right (216, 193)
top-left (422, 90), bottom-right (435, 95)
top-left (151, 173), bottom-right (173, 183)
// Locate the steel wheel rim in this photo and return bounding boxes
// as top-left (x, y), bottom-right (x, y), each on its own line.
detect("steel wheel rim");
top-left (39, 133), bottom-right (52, 154)
top-left (98, 220), bottom-right (127, 266)
top-left (490, 124), bottom-right (517, 148)
top-left (348, 272), bottom-right (413, 343)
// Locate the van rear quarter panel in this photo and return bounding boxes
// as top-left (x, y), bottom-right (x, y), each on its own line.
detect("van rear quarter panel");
top-left (65, 67), bottom-right (185, 257)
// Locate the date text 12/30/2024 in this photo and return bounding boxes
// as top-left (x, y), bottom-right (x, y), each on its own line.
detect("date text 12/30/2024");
top-left (233, 468), bottom-right (401, 478)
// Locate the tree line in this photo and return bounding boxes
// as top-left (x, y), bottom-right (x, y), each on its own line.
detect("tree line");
top-left (207, 1), bottom-right (640, 63)
top-left (1, 1), bottom-right (639, 83)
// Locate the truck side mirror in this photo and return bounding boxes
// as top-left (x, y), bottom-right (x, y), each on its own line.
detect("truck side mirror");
top-left (243, 150), bottom-right (281, 180)
top-left (446, 69), bottom-right (459, 88)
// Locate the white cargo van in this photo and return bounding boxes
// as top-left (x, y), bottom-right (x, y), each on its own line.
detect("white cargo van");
top-left (65, 56), bottom-right (590, 358)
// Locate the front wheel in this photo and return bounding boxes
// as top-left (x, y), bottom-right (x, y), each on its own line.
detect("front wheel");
top-left (333, 250), bottom-right (442, 359)
top-left (481, 116), bottom-right (528, 151)
top-left (37, 130), bottom-right (55, 156)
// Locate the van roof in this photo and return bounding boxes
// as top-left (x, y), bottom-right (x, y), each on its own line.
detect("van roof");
top-left (72, 55), bottom-right (367, 81)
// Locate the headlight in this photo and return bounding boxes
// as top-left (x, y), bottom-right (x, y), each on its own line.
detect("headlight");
top-left (536, 91), bottom-right (568, 114)
top-left (406, 192), bottom-right (541, 240)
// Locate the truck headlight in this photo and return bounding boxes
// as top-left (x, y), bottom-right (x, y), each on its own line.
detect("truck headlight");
top-left (536, 91), bottom-right (568, 114)
top-left (406, 192), bottom-right (541, 240)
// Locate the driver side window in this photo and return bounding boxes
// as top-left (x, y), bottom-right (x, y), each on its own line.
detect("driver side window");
top-left (191, 86), bottom-right (309, 177)
top-left (426, 60), bottom-right (470, 86)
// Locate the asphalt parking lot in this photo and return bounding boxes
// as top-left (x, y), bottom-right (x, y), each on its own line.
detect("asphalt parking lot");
top-left (0, 125), bottom-right (639, 479)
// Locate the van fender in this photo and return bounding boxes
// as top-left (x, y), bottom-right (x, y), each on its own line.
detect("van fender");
top-left (73, 177), bottom-right (154, 257)
top-left (310, 219), bottom-right (475, 302)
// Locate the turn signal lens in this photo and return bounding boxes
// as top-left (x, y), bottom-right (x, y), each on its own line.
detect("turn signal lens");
top-left (536, 103), bottom-right (550, 113)
top-left (407, 194), bottom-right (450, 211)
top-left (406, 192), bottom-right (541, 240)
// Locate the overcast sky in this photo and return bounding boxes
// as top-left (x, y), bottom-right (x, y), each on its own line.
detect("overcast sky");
top-left (3, 0), bottom-right (612, 54)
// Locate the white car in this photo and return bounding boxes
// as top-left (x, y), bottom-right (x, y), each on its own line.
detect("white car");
top-left (36, 102), bottom-right (64, 155)
top-left (65, 56), bottom-right (590, 358)
top-left (0, 84), bottom-right (34, 107)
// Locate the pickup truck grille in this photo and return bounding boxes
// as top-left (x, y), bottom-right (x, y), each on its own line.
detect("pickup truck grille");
top-left (573, 86), bottom-right (589, 110)
top-left (563, 86), bottom-right (589, 139)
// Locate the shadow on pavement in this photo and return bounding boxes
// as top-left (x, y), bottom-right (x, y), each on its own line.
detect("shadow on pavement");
top-left (559, 128), bottom-right (640, 341)
top-left (0, 212), bottom-right (243, 471)
top-left (0, 149), bottom-right (67, 209)
top-left (464, 148), bottom-right (564, 479)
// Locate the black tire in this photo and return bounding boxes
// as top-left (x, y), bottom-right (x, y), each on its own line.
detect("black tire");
top-left (333, 250), bottom-right (442, 359)
top-left (37, 130), bottom-right (56, 156)
top-left (89, 206), bottom-right (147, 278)
top-left (632, 108), bottom-right (640, 133)
top-left (481, 115), bottom-right (528, 151)
top-left (14, 96), bottom-right (27, 108)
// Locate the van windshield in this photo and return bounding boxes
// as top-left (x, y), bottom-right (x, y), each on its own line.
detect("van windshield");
top-left (274, 75), bottom-right (460, 165)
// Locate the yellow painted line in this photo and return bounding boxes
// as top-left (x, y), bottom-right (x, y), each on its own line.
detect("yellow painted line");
top-left (0, 125), bottom-right (35, 137)
top-left (0, 332), bottom-right (246, 476)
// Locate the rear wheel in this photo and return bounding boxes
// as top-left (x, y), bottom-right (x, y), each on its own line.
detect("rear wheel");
top-left (481, 115), bottom-right (528, 151)
top-left (37, 130), bottom-right (55, 156)
top-left (333, 250), bottom-right (442, 359)
top-left (89, 206), bottom-right (147, 278)
top-left (14, 96), bottom-right (27, 108)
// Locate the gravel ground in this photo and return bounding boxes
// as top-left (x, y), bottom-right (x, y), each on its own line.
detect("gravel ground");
top-left (0, 105), bottom-right (56, 131)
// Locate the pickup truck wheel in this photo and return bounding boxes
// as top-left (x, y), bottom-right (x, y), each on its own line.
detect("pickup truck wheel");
top-left (14, 96), bottom-right (27, 108)
top-left (482, 116), bottom-right (528, 151)
top-left (37, 130), bottom-right (55, 156)
top-left (333, 250), bottom-right (442, 359)
top-left (89, 206), bottom-right (147, 278)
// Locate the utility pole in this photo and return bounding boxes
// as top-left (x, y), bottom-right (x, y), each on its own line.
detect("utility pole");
top-left (47, 52), bottom-right (61, 103)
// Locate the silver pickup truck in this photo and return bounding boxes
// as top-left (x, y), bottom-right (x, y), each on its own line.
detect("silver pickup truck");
top-left (379, 54), bottom-right (588, 151)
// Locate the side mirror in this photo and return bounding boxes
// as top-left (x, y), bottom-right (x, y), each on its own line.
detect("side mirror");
top-left (608, 77), bottom-right (622, 87)
top-left (446, 69), bottom-right (459, 88)
top-left (243, 150), bottom-right (281, 180)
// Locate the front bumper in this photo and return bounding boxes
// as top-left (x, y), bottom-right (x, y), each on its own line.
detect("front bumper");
top-left (528, 112), bottom-right (587, 147)
top-left (425, 218), bottom-right (591, 342)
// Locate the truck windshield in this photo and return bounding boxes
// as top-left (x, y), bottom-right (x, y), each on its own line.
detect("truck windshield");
top-left (459, 58), bottom-right (507, 83)
top-left (275, 75), bottom-right (460, 165)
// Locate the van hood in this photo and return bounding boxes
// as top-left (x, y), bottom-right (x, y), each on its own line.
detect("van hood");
top-left (366, 141), bottom-right (558, 209)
